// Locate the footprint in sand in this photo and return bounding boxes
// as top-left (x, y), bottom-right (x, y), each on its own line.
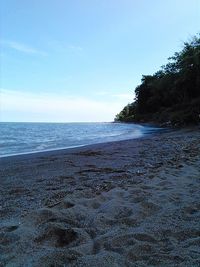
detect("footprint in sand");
top-left (140, 200), bottom-right (161, 217)
top-left (0, 229), bottom-right (19, 246)
top-left (133, 233), bottom-right (157, 243)
top-left (126, 242), bottom-right (155, 262)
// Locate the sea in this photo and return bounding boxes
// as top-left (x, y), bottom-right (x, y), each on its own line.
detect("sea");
top-left (0, 122), bottom-right (160, 157)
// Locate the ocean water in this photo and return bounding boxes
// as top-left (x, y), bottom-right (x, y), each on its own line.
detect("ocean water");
top-left (0, 122), bottom-right (159, 157)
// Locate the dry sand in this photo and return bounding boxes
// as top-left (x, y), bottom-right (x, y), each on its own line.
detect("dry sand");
top-left (0, 127), bottom-right (200, 266)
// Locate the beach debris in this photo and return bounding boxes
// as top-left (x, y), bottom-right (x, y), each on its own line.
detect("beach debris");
top-left (147, 163), bottom-right (154, 168)
top-left (47, 200), bottom-right (62, 208)
top-left (74, 150), bottom-right (103, 156)
top-left (136, 170), bottom-right (144, 175)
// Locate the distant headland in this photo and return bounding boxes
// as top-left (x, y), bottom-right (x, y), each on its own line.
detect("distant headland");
top-left (115, 34), bottom-right (200, 127)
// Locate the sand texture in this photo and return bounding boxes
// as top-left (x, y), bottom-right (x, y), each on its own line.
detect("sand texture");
top-left (0, 128), bottom-right (200, 266)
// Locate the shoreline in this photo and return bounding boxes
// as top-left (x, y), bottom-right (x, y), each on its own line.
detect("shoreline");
top-left (0, 127), bottom-right (200, 266)
top-left (0, 122), bottom-right (165, 160)
top-left (0, 127), bottom-right (164, 160)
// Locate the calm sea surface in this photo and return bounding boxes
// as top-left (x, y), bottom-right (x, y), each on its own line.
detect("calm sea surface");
top-left (0, 122), bottom-right (159, 157)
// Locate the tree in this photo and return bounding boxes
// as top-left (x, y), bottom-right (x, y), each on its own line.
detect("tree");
top-left (115, 34), bottom-right (200, 125)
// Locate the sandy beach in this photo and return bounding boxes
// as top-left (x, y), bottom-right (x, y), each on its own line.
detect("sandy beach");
top-left (0, 127), bottom-right (200, 267)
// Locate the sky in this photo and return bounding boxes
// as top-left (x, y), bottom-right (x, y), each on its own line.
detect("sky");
top-left (0, 0), bottom-right (199, 122)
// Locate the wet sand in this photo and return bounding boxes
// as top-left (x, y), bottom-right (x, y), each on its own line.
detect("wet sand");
top-left (0, 127), bottom-right (200, 266)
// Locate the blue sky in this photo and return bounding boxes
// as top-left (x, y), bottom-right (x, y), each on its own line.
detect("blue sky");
top-left (0, 0), bottom-right (199, 122)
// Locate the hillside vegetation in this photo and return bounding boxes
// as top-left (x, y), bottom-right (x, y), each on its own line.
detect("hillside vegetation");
top-left (115, 34), bottom-right (200, 126)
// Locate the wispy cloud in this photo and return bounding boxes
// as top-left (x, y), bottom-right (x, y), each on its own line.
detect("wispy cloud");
top-left (0, 89), bottom-right (127, 122)
top-left (95, 91), bottom-right (109, 96)
top-left (95, 91), bottom-right (134, 101)
top-left (0, 40), bottom-right (47, 56)
top-left (112, 93), bottom-right (134, 101)
top-left (68, 45), bottom-right (83, 51)
top-left (47, 41), bottom-right (83, 53)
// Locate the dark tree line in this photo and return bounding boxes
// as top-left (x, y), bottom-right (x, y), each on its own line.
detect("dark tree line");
top-left (115, 34), bottom-right (200, 126)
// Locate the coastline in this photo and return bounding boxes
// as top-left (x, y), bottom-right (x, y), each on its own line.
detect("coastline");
top-left (0, 123), bottom-right (168, 160)
top-left (0, 121), bottom-right (153, 159)
top-left (0, 127), bottom-right (200, 266)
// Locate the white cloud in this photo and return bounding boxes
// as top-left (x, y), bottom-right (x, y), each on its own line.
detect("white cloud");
top-left (0, 40), bottom-right (47, 56)
top-left (0, 89), bottom-right (129, 122)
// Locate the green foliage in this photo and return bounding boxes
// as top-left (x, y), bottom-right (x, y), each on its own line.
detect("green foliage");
top-left (115, 34), bottom-right (200, 126)
top-left (115, 103), bottom-right (136, 122)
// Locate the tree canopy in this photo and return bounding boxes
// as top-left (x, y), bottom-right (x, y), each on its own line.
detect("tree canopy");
top-left (115, 34), bottom-right (200, 126)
